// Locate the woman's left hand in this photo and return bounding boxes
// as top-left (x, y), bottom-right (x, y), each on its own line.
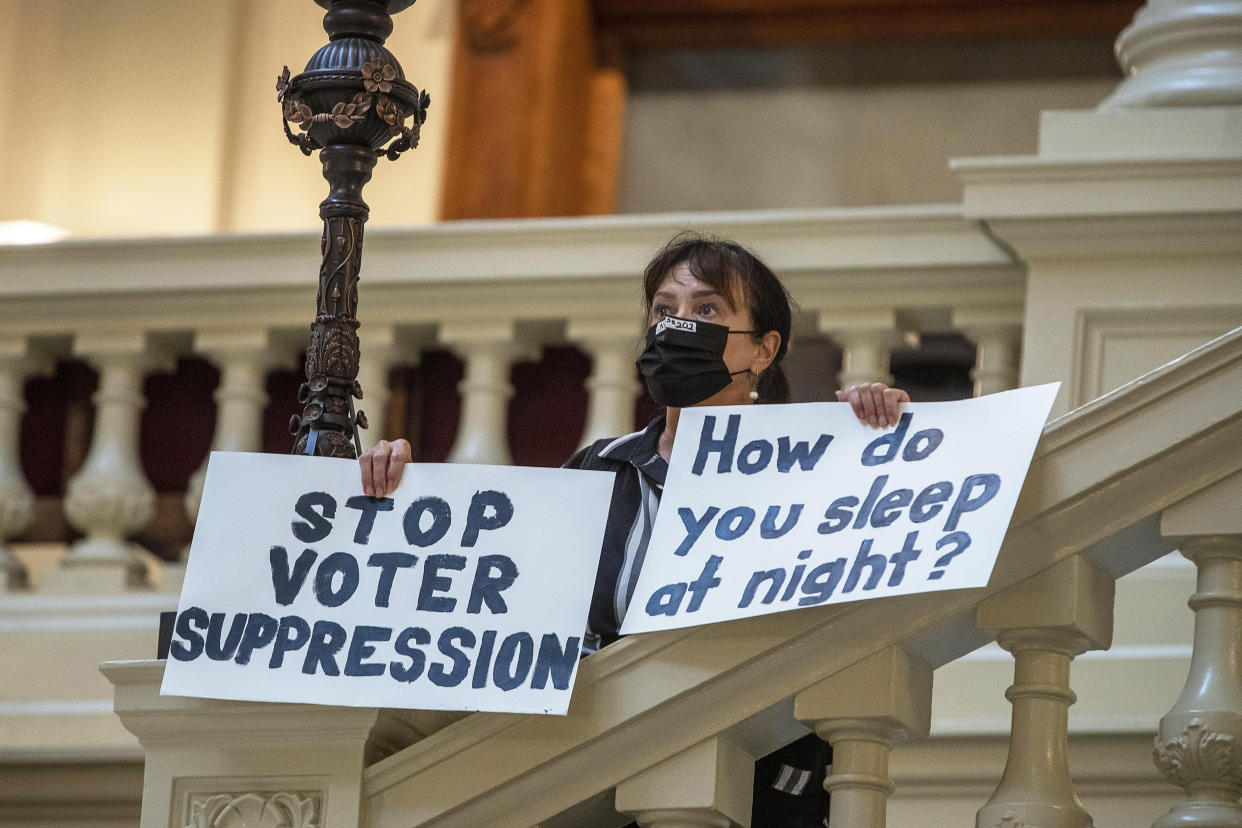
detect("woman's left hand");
top-left (836, 382), bottom-right (910, 428)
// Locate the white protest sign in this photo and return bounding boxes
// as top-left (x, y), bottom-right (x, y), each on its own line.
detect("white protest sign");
top-left (620, 383), bottom-right (1059, 634)
top-left (161, 453), bottom-right (612, 715)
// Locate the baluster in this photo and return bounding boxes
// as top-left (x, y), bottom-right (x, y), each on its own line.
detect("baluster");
top-left (0, 338), bottom-right (47, 590)
top-left (49, 333), bottom-right (169, 593)
top-left (616, 735), bottom-right (753, 828)
top-left (183, 330), bottom-right (279, 522)
top-left (1154, 475), bottom-right (1242, 826)
top-left (795, 646), bottom-right (933, 826)
top-left (1102, 0), bottom-right (1242, 108)
top-left (955, 309), bottom-right (1022, 397)
top-left (568, 319), bottom-right (639, 447)
top-left (356, 324), bottom-right (397, 453)
top-left (440, 321), bottom-right (535, 466)
top-left (820, 312), bottom-right (898, 390)
top-left (975, 556), bottom-right (1114, 828)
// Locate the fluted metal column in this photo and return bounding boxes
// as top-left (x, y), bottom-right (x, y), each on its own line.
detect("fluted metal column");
top-left (279, 0), bottom-right (430, 459)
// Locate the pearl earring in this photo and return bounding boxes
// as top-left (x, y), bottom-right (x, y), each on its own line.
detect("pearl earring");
top-left (748, 371), bottom-right (760, 401)
top-left (748, 389), bottom-right (759, 401)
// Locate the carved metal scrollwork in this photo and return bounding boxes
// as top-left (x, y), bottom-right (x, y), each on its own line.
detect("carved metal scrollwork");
top-left (277, 61), bottom-right (430, 161)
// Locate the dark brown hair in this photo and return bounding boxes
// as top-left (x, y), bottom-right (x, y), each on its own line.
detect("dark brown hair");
top-left (642, 232), bottom-right (793, 403)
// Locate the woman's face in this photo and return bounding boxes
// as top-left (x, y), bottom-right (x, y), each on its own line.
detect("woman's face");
top-left (649, 262), bottom-right (779, 407)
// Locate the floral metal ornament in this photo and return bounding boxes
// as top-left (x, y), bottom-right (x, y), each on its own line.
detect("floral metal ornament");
top-left (276, 61), bottom-right (430, 161)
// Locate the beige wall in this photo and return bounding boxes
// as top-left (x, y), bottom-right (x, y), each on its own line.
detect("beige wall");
top-left (0, 0), bottom-right (455, 239)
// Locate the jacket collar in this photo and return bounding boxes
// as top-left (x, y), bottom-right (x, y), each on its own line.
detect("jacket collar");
top-left (598, 414), bottom-right (667, 487)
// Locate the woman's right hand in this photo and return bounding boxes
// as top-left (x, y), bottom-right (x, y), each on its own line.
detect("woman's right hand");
top-left (359, 438), bottom-right (412, 497)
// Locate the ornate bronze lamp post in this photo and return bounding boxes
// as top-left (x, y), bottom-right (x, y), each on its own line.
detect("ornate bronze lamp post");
top-left (278, 0), bottom-right (430, 458)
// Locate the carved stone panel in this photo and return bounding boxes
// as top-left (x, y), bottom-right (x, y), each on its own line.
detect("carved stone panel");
top-left (184, 790), bottom-right (322, 828)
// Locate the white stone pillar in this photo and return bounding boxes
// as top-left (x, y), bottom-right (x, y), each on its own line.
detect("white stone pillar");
top-left (568, 319), bottom-right (640, 448)
top-left (53, 333), bottom-right (168, 593)
top-left (795, 646), bottom-right (933, 827)
top-left (1102, 0), bottom-right (1242, 108)
top-left (975, 557), bottom-right (1114, 828)
top-left (955, 309), bottom-right (1023, 398)
top-left (103, 660), bottom-right (439, 828)
top-left (0, 338), bottom-right (46, 590)
top-left (616, 736), bottom-right (753, 828)
top-left (440, 321), bottom-right (535, 466)
top-left (1154, 474), bottom-right (1242, 826)
top-left (819, 311), bottom-right (899, 391)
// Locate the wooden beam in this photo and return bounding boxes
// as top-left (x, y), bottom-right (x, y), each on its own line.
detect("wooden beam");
top-left (592, 0), bottom-right (1142, 49)
top-left (442, 0), bottom-right (618, 220)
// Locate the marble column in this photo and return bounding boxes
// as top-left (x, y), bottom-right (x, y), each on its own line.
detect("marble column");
top-left (53, 333), bottom-right (168, 593)
top-left (975, 557), bottom-right (1114, 828)
top-left (616, 736), bottom-right (753, 828)
top-left (441, 321), bottom-right (535, 466)
top-left (567, 319), bottom-right (639, 448)
top-left (796, 646), bottom-right (933, 827)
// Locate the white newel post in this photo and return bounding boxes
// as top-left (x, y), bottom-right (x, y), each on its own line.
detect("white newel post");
top-left (820, 312), bottom-right (899, 391)
top-left (53, 333), bottom-right (168, 593)
top-left (103, 660), bottom-right (441, 828)
top-left (568, 319), bottom-right (640, 448)
top-left (1154, 473), bottom-right (1242, 827)
top-left (0, 338), bottom-right (45, 590)
top-left (616, 736), bottom-right (754, 828)
top-left (441, 321), bottom-right (535, 466)
top-left (1102, 0), bottom-right (1242, 108)
top-left (795, 646), bottom-right (933, 827)
top-left (975, 556), bottom-right (1114, 828)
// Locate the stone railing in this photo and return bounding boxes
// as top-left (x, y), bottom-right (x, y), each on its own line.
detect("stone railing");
top-left (0, 205), bottom-right (1020, 596)
top-left (101, 326), bottom-right (1241, 827)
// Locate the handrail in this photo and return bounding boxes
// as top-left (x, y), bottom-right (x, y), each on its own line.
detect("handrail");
top-left (361, 327), bottom-right (1242, 827)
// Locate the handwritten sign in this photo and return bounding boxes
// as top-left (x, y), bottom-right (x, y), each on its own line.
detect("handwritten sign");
top-left (161, 453), bottom-right (611, 715)
top-left (620, 384), bottom-right (1059, 634)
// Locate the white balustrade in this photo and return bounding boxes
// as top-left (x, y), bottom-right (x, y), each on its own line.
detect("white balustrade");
top-left (616, 736), bottom-right (753, 828)
top-left (1154, 474), bottom-right (1242, 826)
top-left (1103, 0), bottom-right (1242, 108)
top-left (796, 646), bottom-right (933, 827)
top-left (0, 337), bottom-right (46, 590)
top-left (567, 318), bottom-right (641, 448)
top-left (440, 321), bottom-right (536, 466)
top-left (52, 332), bottom-right (170, 593)
top-left (975, 557), bottom-right (1114, 828)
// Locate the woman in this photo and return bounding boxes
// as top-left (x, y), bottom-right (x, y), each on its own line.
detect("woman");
top-left (359, 234), bottom-right (908, 825)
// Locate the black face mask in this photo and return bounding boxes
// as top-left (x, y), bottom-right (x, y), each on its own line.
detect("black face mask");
top-left (636, 316), bottom-right (757, 408)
